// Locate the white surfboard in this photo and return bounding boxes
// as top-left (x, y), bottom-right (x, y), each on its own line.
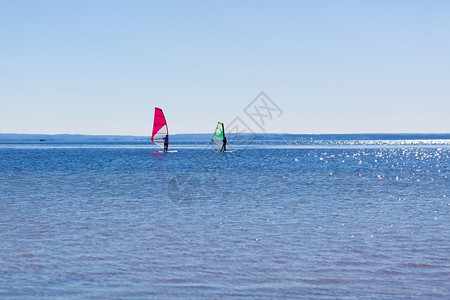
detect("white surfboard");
top-left (152, 150), bottom-right (178, 154)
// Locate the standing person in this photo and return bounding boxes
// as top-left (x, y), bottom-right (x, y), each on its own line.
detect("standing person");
top-left (221, 136), bottom-right (227, 152)
top-left (163, 134), bottom-right (169, 152)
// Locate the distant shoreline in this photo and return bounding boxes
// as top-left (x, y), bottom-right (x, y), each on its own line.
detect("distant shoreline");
top-left (1, 133), bottom-right (449, 142)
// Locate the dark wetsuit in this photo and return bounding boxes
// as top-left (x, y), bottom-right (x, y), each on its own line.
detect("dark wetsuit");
top-left (221, 136), bottom-right (227, 151)
top-left (163, 135), bottom-right (169, 152)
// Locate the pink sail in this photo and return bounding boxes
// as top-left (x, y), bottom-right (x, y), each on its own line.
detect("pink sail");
top-left (151, 107), bottom-right (168, 148)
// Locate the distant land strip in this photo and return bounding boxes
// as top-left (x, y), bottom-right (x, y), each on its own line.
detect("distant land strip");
top-left (1, 133), bottom-right (449, 142)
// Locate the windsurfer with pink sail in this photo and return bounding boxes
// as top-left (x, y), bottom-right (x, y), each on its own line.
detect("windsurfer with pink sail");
top-left (151, 107), bottom-right (172, 153)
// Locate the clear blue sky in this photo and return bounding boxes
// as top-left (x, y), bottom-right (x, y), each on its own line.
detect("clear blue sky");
top-left (1, 0), bottom-right (449, 135)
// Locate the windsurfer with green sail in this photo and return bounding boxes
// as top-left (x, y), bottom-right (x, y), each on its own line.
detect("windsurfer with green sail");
top-left (212, 122), bottom-right (227, 152)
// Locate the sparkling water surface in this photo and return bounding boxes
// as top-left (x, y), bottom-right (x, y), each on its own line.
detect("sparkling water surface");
top-left (1, 140), bottom-right (449, 298)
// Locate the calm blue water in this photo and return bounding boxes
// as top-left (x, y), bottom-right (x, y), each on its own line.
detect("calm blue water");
top-left (1, 140), bottom-right (449, 298)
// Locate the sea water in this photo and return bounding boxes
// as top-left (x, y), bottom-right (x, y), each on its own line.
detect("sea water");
top-left (0, 139), bottom-right (449, 298)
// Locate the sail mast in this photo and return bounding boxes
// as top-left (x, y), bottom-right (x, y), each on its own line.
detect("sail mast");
top-left (222, 122), bottom-right (225, 139)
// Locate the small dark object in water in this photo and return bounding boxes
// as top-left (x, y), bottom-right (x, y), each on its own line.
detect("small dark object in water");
top-left (39, 139), bottom-right (45, 142)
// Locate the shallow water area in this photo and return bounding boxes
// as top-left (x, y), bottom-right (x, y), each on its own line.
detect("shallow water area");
top-left (1, 139), bottom-right (449, 298)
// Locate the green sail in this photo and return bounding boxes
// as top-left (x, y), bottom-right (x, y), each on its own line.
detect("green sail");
top-left (212, 122), bottom-right (225, 148)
